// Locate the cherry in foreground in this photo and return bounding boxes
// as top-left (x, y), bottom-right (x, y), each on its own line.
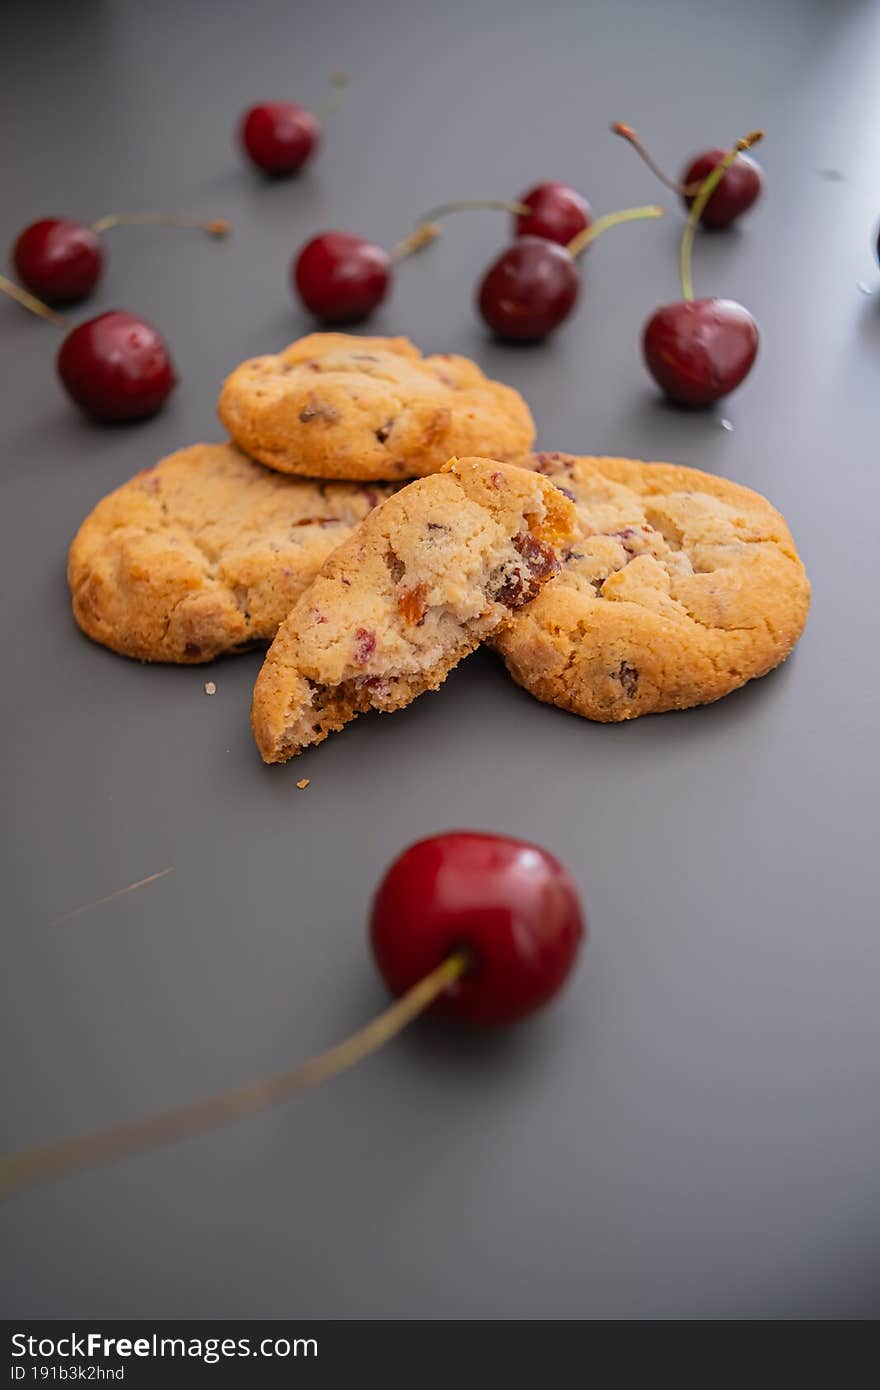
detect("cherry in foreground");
top-left (0, 832), bottom-right (585, 1193)
top-left (11, 212), bottom-right (229, 306)
top-left (612, 122), bottom-right (764, 230)
top-left (642, 131), bottom-right (762, 407)
top-left (371, 831), bottom-right (585, 1025)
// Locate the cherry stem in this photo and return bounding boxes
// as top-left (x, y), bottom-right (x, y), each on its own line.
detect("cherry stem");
top-left (679, 130), bottom-right (763, 301)
top-left (91, 212), bottom-right (230, 237)
top-left (0, 950), bottom-right (470, 1197)
top-left (610, 121), bottom-right (705, 196)
top-left (566, 204), bottom-right (665, 258)
top-left (389, 222), bottom-right (442, 261)
top-left (390, 201), bottom-right (531, 264)
top-left (314, 71), bottom-right (352, 120)
top-left (417, 199), bottom-right (530, 223)
top-left (0, 274), bottom-right (66, 328)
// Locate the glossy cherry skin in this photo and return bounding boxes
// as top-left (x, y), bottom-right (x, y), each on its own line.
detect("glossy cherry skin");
top-left (240, 102), bottom-right (320, 175)
top-left (294, 231), bottom-right (391, 323)
top-left (681, 148), bottom-right (763, 229)
top-left (370, 831), bottom-right (585, 1027)
top-left (478, 237), bottom-right (580, 342)
top-left (515, 182), bottom-right (592, 246)
top-left (57, 311), bottom-right (176, 422)
top-left (643, 297), bottom-right (758, 407)
top-left (12, 218), bottom-right (103, 304)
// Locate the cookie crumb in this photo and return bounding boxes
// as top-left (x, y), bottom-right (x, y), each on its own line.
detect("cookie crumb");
top-left (204, 681), bottom-right (217, 696)
top-left (296, 778), bottom-right (310, 790)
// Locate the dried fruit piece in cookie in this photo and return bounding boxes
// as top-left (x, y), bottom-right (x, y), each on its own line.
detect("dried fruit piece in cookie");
top-left (217, 333), bottom-right (536, 482)
top-left (494, 453), bottom-right (810, 720)
top-left (251, 457), bottom-right (576, 762)
top-left (68, 443), bottom-right (393, 663)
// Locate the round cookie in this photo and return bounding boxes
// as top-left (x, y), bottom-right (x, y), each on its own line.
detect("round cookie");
top-left (251, 457), bottom-right (577, 763)
top-left (68, 442), bottom-right (394, 664)
top-left (493, 453), bottom-right (810, 721)
top-left (217, 333), bottom-right (536, 482)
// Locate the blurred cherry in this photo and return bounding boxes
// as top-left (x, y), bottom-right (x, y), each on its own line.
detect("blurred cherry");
top-left (612, 121), bottom-right (764, 229)
top-left (13, 220), bottom-right (101, 304)
top-left (515, 182), bottom-right (592, 246)
top-left (57, 311), bottom-right (176, 422)
top-left (294, 231), bottom-right (391, 323)
top-left (10, 212), bottom-right (228, 307)
top-left (680, 147), bottom-right (763, 228)
top-left (240, 103), bottom-right (320, 175)
top-left (239, 75), bottom-right (350, 176)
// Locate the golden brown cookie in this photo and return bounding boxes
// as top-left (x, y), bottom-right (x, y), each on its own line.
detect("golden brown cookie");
top-left (68, 442), bottom-right (394, 664)
top-left (217, 333), bottom-right (536, 482)
top-left (251, 457), bottom-right (577, 762)
top-left (493, 453), bottom-right (810, 720)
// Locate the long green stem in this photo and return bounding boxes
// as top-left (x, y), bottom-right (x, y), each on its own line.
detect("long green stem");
top-left (0, 274), bottom-right (66, 328)
top-left (0, 950), bottom-right (470, 1196)
top-left (679, 130), bottom-right (763, 300)
top-left (566, 204), bottom-right (664, 258)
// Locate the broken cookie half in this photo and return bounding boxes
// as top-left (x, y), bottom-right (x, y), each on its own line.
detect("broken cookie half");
top-left (251, 457), bottom-right (577, 763)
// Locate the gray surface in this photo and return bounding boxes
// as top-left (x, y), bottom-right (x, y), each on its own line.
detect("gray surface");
top-left (1, 0), bottom-right (878, 1321)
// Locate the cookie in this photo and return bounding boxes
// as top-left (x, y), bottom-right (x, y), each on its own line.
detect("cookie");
top-left (217, 333), bottom-right (536, 482)
top-left (68, 442), bottom-right (394, 664)
top-left (251, 457), bottom-right (577, 762)
top-left (493, 453), bottom-right (810, 721)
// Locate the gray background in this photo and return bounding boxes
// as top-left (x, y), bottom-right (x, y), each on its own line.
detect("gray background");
top-left (2, 0), bottom-right (878, 1320)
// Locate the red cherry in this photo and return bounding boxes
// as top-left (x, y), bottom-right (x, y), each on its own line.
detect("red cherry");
top-left (57, 311), bottom-right (176, 422)
top-left (240, 102), bottom-right (320, 175)
top-left (370, 831), bottom-right (585, 1027)
top-left (478, 237), bottom-right (580, 342)
top-left (681, 148), bottom-right (763, 228)
top-left (642, 298), bottom-right (759, 406)
top-left (515, 182), bottom-right (592, 246)
top-left (293, 231), bottom-right (391, 323)
top-left (12, 219), bottom-right (103, 305)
